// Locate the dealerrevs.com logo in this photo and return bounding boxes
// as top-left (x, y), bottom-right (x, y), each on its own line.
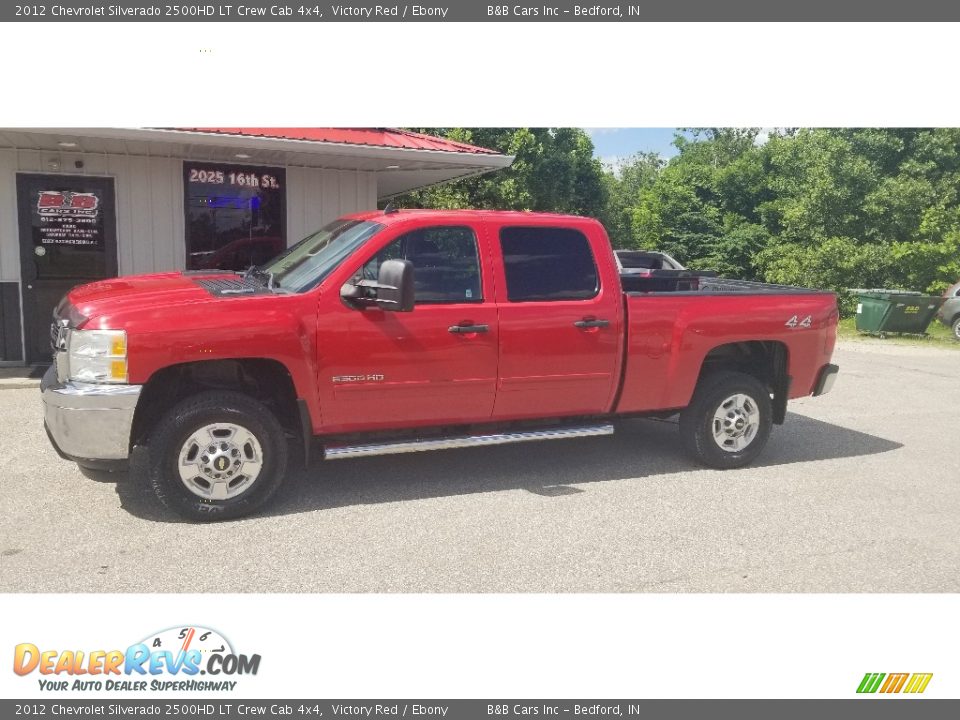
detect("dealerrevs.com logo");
top-left (13, 626), bottom-right (261, 693)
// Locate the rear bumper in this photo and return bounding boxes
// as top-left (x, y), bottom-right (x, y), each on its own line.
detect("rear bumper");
top-left (812, 363), bottom-right (839, 397)
top-left (41, 365), bottom-right (141, 462)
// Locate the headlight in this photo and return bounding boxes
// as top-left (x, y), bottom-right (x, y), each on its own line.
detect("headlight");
top-left (67, 329), bottom-right (128, 384)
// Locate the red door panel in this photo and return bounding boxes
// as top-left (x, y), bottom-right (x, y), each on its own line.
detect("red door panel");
top-left (488, 220), bottom-right (624, 420)
top-left (316, 219), bottom-right (499, 434)
top-left (318, 304), bottom-right (499, 433)
top-left (494, 300), bottom-right (621, 418)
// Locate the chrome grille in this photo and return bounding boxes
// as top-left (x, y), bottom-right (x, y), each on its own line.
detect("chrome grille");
top-left (50, 322), bottom-right (68, 352)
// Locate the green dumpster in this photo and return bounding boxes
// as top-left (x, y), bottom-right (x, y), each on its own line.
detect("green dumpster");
top-left (854, 289), bottom-right (943, 335)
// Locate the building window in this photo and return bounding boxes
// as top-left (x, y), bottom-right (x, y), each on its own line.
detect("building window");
top-left (499, 226), bottom-right (599, 302)
top-left (183, 162), bottom-right (286, 272)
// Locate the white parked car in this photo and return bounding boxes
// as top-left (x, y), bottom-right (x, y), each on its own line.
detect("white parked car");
top-left (614, 249), bottom-right (686, 273)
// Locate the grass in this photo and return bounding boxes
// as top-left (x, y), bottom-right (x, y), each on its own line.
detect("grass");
top-left (837, 316), bottom-right (959, 349)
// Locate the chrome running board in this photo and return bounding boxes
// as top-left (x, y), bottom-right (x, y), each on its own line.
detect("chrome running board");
top-left (323, 422), bottom-right (615, 460)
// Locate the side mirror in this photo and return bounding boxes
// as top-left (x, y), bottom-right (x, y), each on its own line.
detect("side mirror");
top-left (376, 259), bottom-right (415, 312)
top-left (340, 259), bottom-right (415, 312)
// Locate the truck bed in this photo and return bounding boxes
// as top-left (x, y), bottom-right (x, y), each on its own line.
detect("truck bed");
top-left (615, 276), bottom-right (838, 415)
top-left (621, 271), bottom-right (828, 296)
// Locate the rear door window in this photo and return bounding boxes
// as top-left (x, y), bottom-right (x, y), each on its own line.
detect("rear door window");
top-left (499, 226), bottom-right (598, 302)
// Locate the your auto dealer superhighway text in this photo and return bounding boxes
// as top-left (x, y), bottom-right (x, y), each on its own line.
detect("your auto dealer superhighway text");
top-left (40, 3), bottom-right (450, 17)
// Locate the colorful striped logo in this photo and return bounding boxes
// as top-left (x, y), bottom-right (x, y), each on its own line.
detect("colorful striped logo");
top-left (857, 673), bottom-right (933, 694)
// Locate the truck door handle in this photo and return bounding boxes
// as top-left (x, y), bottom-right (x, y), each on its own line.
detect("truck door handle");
top-left (574, 318), bottom-right (610, 329)
top-left (449, 323), bottom-right (489, 334)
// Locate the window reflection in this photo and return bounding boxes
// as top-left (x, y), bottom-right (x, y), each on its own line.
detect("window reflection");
top-left (184, 162), bottom-right (286, 271)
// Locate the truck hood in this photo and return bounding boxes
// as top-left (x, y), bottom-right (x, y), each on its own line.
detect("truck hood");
top-left (66, 271), bottom-right (240, 324)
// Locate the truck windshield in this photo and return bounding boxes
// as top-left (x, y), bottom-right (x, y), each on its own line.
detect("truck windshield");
top-left (258, 219), bottom-right (383, 292)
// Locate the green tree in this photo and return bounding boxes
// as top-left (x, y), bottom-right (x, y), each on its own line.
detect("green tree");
top-left (391, 128), bottom-right (608, 218)
top-left (608, 127), bottom-right (960, 298)
top-left (755, 128), bottom-right (960, 295)
top-left (400, 127), bottom-right (960, 306)
top-left (598, 151), bottom-right (663, 248)
top-left (628, 128), bottom-right (769, 278)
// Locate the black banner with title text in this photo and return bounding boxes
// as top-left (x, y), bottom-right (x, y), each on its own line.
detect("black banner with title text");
top-left (3, 700), bottom-right (960, 718)
top-left (5, 0), bottom-right (960, 22)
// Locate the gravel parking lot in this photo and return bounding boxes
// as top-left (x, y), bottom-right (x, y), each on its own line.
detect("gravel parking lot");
top-left (0, 340), bottom-right (957, 593)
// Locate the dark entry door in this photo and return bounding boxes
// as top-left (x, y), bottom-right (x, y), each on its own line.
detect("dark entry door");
top-left (17, 174), bottom-right (118, 363)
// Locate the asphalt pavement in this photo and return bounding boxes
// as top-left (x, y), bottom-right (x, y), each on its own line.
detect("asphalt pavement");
top-left (1, 340), bottom-right (957, 592)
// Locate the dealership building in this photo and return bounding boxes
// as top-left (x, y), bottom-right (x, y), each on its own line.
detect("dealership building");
top-left (0, 127), bottom-right (512, 365)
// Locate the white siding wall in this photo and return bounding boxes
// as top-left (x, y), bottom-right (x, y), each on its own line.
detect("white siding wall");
top-left (0, 150), bottom-right (18, 283)
top-left (286, 166), bottom-right (377, 244)
top-left (0, 149), bottom-right (378, 282)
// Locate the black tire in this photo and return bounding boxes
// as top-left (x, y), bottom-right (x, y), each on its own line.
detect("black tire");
top-left (146, 391), bottom-right (288, 521)
top-left (679, 370), bottom-right (772, 469)
top-left (952, 316), bottom-right (960, 341)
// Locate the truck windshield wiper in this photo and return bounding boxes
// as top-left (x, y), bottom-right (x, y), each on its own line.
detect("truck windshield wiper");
top-left (242, 266), bottom-right (279, 290)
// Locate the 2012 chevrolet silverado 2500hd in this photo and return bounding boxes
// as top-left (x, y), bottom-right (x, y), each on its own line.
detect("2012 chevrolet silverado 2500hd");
top-left (41, 209), bottom-right (839, 520)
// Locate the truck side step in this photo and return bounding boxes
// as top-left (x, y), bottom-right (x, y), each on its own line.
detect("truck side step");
top-left (323, 422), bottom-right (615, 460)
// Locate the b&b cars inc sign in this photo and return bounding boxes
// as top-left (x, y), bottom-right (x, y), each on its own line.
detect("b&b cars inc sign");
top-left (36, 190), bottom-right (102, 246)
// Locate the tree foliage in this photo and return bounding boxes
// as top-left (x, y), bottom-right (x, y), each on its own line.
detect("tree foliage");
top-left (392, 128), bottom-right (607, 215)
top-left (395, 128), bottom-right (960, 304)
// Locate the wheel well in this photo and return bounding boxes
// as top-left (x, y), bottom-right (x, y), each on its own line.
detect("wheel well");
top-left (131, 359), bottom-right (301, 448)
top-left (697, 341), bottom-right (790, 424)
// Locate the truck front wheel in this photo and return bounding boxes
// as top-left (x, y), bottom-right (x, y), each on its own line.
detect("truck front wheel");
top-left (679, 370), bottom-right (772, 469)
top-left (146, 391), bottom-right (289, 521)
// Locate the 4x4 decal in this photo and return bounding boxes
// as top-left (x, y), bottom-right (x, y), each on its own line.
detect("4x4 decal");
top-left (785, 314), bottom-right (812, 329)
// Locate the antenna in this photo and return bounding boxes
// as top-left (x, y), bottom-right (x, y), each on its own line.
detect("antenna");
top-left (383, 203), bottom-right (398, 214)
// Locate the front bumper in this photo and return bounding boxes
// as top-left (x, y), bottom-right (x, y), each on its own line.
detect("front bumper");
top-left (41, 365), bottom-right (142, 461)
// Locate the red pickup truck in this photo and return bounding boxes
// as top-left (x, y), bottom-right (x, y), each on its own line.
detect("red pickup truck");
top-left (42, 209), bottom-right (839, 520)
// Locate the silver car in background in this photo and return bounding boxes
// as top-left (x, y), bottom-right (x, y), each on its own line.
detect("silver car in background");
top-left (614, 249), bottom-right (686, 273)
top-left (937, 280), bottom-right (960, 339)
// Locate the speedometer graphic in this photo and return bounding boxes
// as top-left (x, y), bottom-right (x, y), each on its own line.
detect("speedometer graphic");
top-left (138, 626), bottom-right (234, 658)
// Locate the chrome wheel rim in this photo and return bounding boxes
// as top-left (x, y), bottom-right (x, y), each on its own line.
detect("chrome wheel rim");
top-left (712, 393), bottom-right (760, 453)
top-left (177, 423), bottom-right (263, 500)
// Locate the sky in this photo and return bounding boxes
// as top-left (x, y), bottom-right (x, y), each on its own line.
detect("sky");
top-left (585, 128), bottom-right (773, 173)
top-left (585, 128), bottom-right (682, 171)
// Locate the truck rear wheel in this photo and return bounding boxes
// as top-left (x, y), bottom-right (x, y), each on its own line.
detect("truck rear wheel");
top-left (146, 391), bottom-right (288, 521)
top-left (679, 370), bottom-right (772, 469)
top-left (952, 316), bottom-right (960, 341)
